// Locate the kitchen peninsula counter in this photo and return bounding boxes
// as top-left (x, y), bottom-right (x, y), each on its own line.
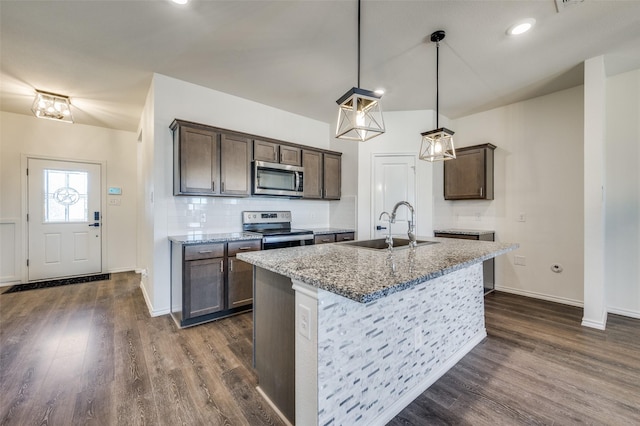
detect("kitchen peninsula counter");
top-left (238, 238), bottom-right (518, 426)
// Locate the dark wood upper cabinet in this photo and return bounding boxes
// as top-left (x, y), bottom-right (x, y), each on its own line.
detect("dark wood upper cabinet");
top-left (254, 140), bottom-right (301, 166)
top-left (302, 150), bottom-right (323, 199)
top-left (253, 140), bottom-right (279, 163)
top-left (172, 119), bottom-right (340, 199)
top-left (173, 122), bottom-right (220, 195)
top-left (323, 153), bottom-right (341, 200)
top-left (444, 143), bottom-right (496, 200)
top-left (220, 133), bottom-right (251, 196)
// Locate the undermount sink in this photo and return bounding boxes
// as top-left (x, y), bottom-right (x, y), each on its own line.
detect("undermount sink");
top-left (341, 238), bottom-right (438, 250)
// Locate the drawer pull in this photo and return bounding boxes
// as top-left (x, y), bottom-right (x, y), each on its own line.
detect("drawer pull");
top-left (238, 247), bottom-right (253, 250)
top-left (198, 250), bottom-right (213, 254)
top-left (322, 239), bottom-right (331, 242)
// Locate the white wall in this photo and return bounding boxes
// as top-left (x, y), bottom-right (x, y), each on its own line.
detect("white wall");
top-left (0, 111), bottom-right (138, 284)
top-left (605, 68), bottom-right (640, 318)
top-left (139, 74), bottom-right (333, 315)
top-left (356, 110), bottom-right (437, 239)
top-left (434, 86), bottom-right (585, 305)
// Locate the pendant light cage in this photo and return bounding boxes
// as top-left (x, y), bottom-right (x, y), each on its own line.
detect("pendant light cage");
top-left (336, 87), bottom-right (385, 141)
top-left (335, 0), bottom-right (385, 142)
top-left (419, 30), bottom-right (455, 162)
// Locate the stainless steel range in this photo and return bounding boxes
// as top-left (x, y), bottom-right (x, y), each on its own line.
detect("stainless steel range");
top-left (242, 211), bottom-right (314, 250)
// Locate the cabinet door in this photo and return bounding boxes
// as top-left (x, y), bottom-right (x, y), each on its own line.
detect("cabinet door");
top-left (183, 257), bottom-right (224, 319)
top-left (444, 144), bottom-right (494, 200)
top-left (228, 257), bottom-right (254, 308)
top-left (302, 150), bottom-right (323, 199)
top-left (323, 153), bottom-right (341, 200)
top-left (254, 140), bottom-right (278, 162)
top-left (220, 133), bottom-right (251, 196)
top-left (314, 234), bottom-right (336, 245)
top-left (280, 145), bottom-right (302, 166)
top-left (177, 126), bottom-right (220, 195)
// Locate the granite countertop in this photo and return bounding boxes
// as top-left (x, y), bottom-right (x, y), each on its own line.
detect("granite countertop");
top-left (307, 227), bottom-right (355, 235)
top-left (169, 231), bottom-right (262, 244)
top-left (434, 228), bottom-right (496, 236)
top-left (238, 237), bottom-right (518, 303)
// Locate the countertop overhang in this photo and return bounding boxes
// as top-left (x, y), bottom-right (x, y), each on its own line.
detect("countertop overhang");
top-left (238, 237), bottom-right (518, 303)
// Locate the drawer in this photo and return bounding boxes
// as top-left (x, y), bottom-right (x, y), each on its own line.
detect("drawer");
top-left (314, 234), bottom-right (336, 244)
top-left (184, 243), bottom-right (225, 260)
top-left (335, 232), bottom-right (355, 242)
top-left (434, 233), bottom-right (479, 240)
top-left (228, 239), bottom-right (262, 256)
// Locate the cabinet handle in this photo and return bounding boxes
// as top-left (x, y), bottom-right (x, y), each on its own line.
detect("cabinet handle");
top-left (221, 181), bottom-right (225, 193)
top-left (229, 259), bottom-right (234, 272)
top-left (238, 247), bottom-right (253, 250)
top-left (280, 153), bottom-right (283, 163)
top-left (480, 187), bottom-right (483, 197)
top-left (212, 180), bottom-right (215, 192)
top-left (198, 250), bottom-right (213, 254)
top-left (322, 239), bottom-right (331, 242)
top-left (220, 260), bottom-right (224, 273)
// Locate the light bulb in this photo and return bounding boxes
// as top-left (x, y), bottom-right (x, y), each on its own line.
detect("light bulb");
top-left (435, 141), bottom-right (442, 153)
top-left (356, 110), bottom-right (365, 127)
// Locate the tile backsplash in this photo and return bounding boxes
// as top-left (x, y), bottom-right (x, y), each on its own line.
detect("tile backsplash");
top-left (166, 196), bottom-right (333, 235)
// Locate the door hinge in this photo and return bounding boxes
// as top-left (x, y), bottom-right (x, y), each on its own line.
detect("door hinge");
top-left (26, 259), bottom-right (29, 267)
top-left (26, 168), bottom-right (29, 176)
top-left (26, 214), bottom-right (29, 222)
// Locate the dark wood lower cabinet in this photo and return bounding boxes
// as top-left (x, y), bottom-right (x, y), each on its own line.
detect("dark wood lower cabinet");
top-left (184, 257), bottom-right (225, 318)
top-left (434, 231), bottom-right (495, 294)
top-left (171, 239), bottom-right (261, 328)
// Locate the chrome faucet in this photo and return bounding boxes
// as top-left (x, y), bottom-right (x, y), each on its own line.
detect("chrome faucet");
top-left (390, 201), bottom-right (417, 247)
top-left (378, 211), bottom-right (393, 250)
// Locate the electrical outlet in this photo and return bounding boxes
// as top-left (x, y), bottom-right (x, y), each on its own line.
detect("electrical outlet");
top-left (518, 212), bottom-right (526, 222)
top-left (514, 255), bottom-right (526, 266)
top-left (298, 304), bottom-right (311, 340)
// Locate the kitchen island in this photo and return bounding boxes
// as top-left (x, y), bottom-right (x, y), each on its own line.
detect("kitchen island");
top-left (237, 237), bottom-right (518, 425)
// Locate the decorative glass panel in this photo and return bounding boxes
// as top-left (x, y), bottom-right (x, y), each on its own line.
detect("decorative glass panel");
top-left (44, 169), bottom-right (88, 222)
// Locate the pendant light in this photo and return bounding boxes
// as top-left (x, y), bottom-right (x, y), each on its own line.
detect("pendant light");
top-left (335, 0), bottom-right (385, 142)
top-left (419, 30), bottom-right (455, 162)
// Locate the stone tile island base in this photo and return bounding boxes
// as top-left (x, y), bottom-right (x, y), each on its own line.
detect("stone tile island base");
top-left (294, 263), bottom-right (485, 425)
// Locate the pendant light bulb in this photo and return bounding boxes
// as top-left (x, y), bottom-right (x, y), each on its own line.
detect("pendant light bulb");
top-left (419, 30), bottom-right (456, 162)
top-left (335, 0), bottom-right (385, 142)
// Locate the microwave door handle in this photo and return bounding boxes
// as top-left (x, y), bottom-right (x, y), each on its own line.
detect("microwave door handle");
top-left (295, 172), bottom-right (300, 191)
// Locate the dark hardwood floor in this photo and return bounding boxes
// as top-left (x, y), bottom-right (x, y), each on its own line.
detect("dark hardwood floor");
top-left (1, 272), bottom-right (639, 425)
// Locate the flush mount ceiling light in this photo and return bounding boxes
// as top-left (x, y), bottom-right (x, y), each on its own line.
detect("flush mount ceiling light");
top-left (31, 90), bottom-right (74, 123)
top-left (419, 30), bottom-right (455, 162)
top-left (506, 18), bottom-right (536, 36)
top-left (335, 0), bottom-right (385, 142)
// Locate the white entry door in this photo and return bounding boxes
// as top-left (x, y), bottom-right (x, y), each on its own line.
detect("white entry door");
top-left (28, 158), bottom-right (102, 281)
top-left (372, 155), bottom-right (416, 239)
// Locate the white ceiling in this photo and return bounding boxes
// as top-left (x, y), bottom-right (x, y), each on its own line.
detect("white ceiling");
top-left (2, 0), bottom-right (640, 132)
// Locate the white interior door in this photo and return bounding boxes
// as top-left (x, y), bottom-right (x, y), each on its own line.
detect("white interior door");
top-left (372, 155), bottom-right (416, 239)
top-left (28, 158), bottom-right (102, 281)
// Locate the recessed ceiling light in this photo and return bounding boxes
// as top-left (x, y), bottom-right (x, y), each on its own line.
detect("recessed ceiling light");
top-left (506, 18), bottom-right (536, 36)
top-left (172, 0), bottom-right (189, 5)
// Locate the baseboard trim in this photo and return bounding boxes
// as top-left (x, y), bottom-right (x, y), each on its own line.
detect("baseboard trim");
top-left (582, 308), bottom-right (608, 330)
top-left (138, 281), bottom-right (169, 317)
top-left (607, 306), bottom-right (640, 319)
top-left (370, 328), bottom-right (488, 426)
top-left (256, 386), bottom-right (293, 426)
top-left (495, 285), bottom-right (583, 307)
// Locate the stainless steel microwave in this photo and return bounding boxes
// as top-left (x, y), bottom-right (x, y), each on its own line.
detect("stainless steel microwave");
top-left (253, 161), bottom-right (304, 197)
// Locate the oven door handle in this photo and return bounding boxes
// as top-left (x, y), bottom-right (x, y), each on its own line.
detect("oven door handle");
top-left (262, 234), bottom-right (313, 244)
